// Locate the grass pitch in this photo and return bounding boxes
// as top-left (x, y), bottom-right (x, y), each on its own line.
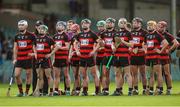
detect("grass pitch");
top-left (0, 81), bottom-right (180, 106)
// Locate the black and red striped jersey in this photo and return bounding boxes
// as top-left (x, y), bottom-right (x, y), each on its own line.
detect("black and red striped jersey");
top-left (14, 31), bottom-right (35, 60)
top-left (53, 32), bottom-right (69, 60)
top-left (130, 29), bottom-right (147, 57)
top-left (100, 29), bottom-right (116, 57)
top-left (76, 30), bottom-right (98, 59)
top-left (96, 31), bottom-right (105, 58)
top-left (35, 35), bottom-right (55, 59)
top-left (145, 31), bottom-right (165, 59)
top-left (114, 29), bottom-right (131, 57)
top-left (160, 31), bottom-right (175, 60)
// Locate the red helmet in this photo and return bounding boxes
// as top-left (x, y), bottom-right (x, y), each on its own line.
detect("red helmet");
top-left (70, 24), bottom-right (80, 32)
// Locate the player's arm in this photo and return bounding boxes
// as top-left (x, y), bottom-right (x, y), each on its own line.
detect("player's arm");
top-left (13, 42), bottom-right (17, 64)
top-left (142, 42), bottom-right (147, 53)
top-left (137, 42), bottom-right (145, 52)
top-left (89, 34), bottom-right (101, 56)
top-left (74, 38), bottom-right (81, 56)
top-left (68, 44), bottom-right (73, 61)
top-left (45, 44), bottom-right (59, 58)
top-left (59, 42), bottom-right (69, 50)
top-left (169, 39), bottom-right (179, 52)
top-left (155, 39), bottom-right (169, 54)
top-left (121, 39), bottom-right (134, 47)
top-left (97, 37), bottom-right (105, 50)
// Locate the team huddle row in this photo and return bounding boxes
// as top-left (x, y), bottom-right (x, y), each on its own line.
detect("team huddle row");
top-left (13, 17), bottom-right (179, 97)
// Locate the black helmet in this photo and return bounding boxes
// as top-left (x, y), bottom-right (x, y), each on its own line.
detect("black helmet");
top-left (132, 17), bottom-right (143, 23)
top-left (36, 20), bottom-right (44, 26)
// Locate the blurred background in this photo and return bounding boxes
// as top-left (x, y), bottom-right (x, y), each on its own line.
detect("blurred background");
top-left (0, 0), bottom-right (180, 83)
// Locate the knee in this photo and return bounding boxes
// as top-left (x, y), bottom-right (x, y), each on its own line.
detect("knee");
top-left (82, 74), bottom-right (87, 80)
top-left (15, 73), bottom-right (20, 79)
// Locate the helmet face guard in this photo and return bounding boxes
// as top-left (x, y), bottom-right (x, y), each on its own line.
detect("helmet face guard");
top-left (56, 21), bottom-right (66, 32)
top-left (118, 18), bottom-right (127, 28)
top-left (39, 25), bottom-right (48, 34)
top-left (105, 18), bottom-right (116, 29)
top-left (81, 19), bottom-right (91, 24)
top-left (81, 19), bottom-right (91, 30)
top-left (96, 20), bottom-right (106, 27)
top-left (18, 20), bottom-right (28, 31)
top-left (147, 20), bottom-right (157, 31)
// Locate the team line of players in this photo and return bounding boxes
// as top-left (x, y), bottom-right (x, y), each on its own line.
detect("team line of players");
top-left (13, 17), bottom-right (179, 97)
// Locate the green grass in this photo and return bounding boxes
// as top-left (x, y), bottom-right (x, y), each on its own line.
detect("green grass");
top-left (0, 81), bottom-right (180, 106)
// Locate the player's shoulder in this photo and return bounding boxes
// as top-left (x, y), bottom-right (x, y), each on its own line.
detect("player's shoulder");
top-left (164, 31), bottom-right (173, 37)
top-left (46, 35), bottom-right (54, 41)
top-left (26, 31), bottom-right (36, 36)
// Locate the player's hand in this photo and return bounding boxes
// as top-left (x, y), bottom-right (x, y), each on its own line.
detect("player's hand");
top-left (111, 44), bottom-right (116, 52)
top-left (131, 43), bottom-right (134, 47)
top-left (34, 53), bottom-right (37, 59)
top-left (154, 48), bottom-right (161, 54)
top-left (28, 53), bottom-right (35, 57)
top-left (45, 54), bottom-right (51, 58)
top-left (12, 59), bottom-right (17, 65)
top-left (89, 51), bottom-right (95, 57)
top-left (132, 47), bottom-right (138, 54)
top-left (165, 49), bottom-right (171, 54)
top-left (76, 51), bottom-right (81, 56)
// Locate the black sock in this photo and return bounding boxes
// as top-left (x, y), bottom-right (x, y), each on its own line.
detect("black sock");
top-left (39, 89), bottom-right (43, 93)
top-left (83, 87), bottom-right (88, 93)
top-left (167, 87), bottom-right (172, 90)
top-left (18, 84), bottom-right (23, 94)
top-left (150, 87), bottom-right (154, 91)
top-left (120, 87), bottom-right (122, 91)
top-left (76, 87), bottom-right (81, 91)
top-left (134, 86), bottom-right (138, 90)
top-left (25, 84), bottom-right (30, 94)
top-left (159, 87), bottom-right (163, 91)
top-left (102, 88), bottom-right (105, 92)
top-left (55, 88), bottom-right (58, 91)
top-left (66, 87), bottom-right (70, 91)
top-left (116, 88), bottom-right (120, 92)
top-left (143, 85), bottom-right (147, 90)
top-left (95, 86), bottom-right (99, 93)
top-left (107, 87), bottom-right (109, 91)
top-left (129, 88), bottom-right (133, 92)
top-left (50, 88), bottom-right (53, 92)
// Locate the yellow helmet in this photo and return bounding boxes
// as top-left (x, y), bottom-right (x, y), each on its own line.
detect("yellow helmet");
top-left (147, 20), bottom-right (157, 27)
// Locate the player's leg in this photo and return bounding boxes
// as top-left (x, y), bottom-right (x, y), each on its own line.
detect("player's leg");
top-left (154, 64), bottom-right (163, 95)
top-left (53, 67), bottom-right (60, 95)
top-left (79, 66), bottom-right (88, 96)
top-left (139, 65), bottom-right (147, 95)
top-left (72, 65), bottom-right (80, 95)
top-left (62, 66), bottom-right (71, 95)
top-left (15, 67), bottom-right (23, 96)
top-left (112, 66), bottom-right (123, 96)
top-left (32, 58), bottom-right (37, 94)
top-left (163, 63), bottom-right (172, 95)
top-left (124, 65), bottom-right (133, 96)
top-left (79, 59), bottom-right (88, 96)
top-left (25, 68), bottom-right (32, 95)
top-left (131, 65), bottom-right (138, 95)
top-left (101, 57), bottom-right (111, 95)
top-left (148, 64), bottom-right (155, 95)
top-left (35, 67), bottom-right (44, 96)
top-left (89, 65), bottom-right (100, 95)
top-left (44, 68), bottom-right (53, 96)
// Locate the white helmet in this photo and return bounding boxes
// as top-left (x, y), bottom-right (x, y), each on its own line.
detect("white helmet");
top-left (18, 20), bottom-right (28, 26)
top-left (118, 18), bottom-right (127, 27)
